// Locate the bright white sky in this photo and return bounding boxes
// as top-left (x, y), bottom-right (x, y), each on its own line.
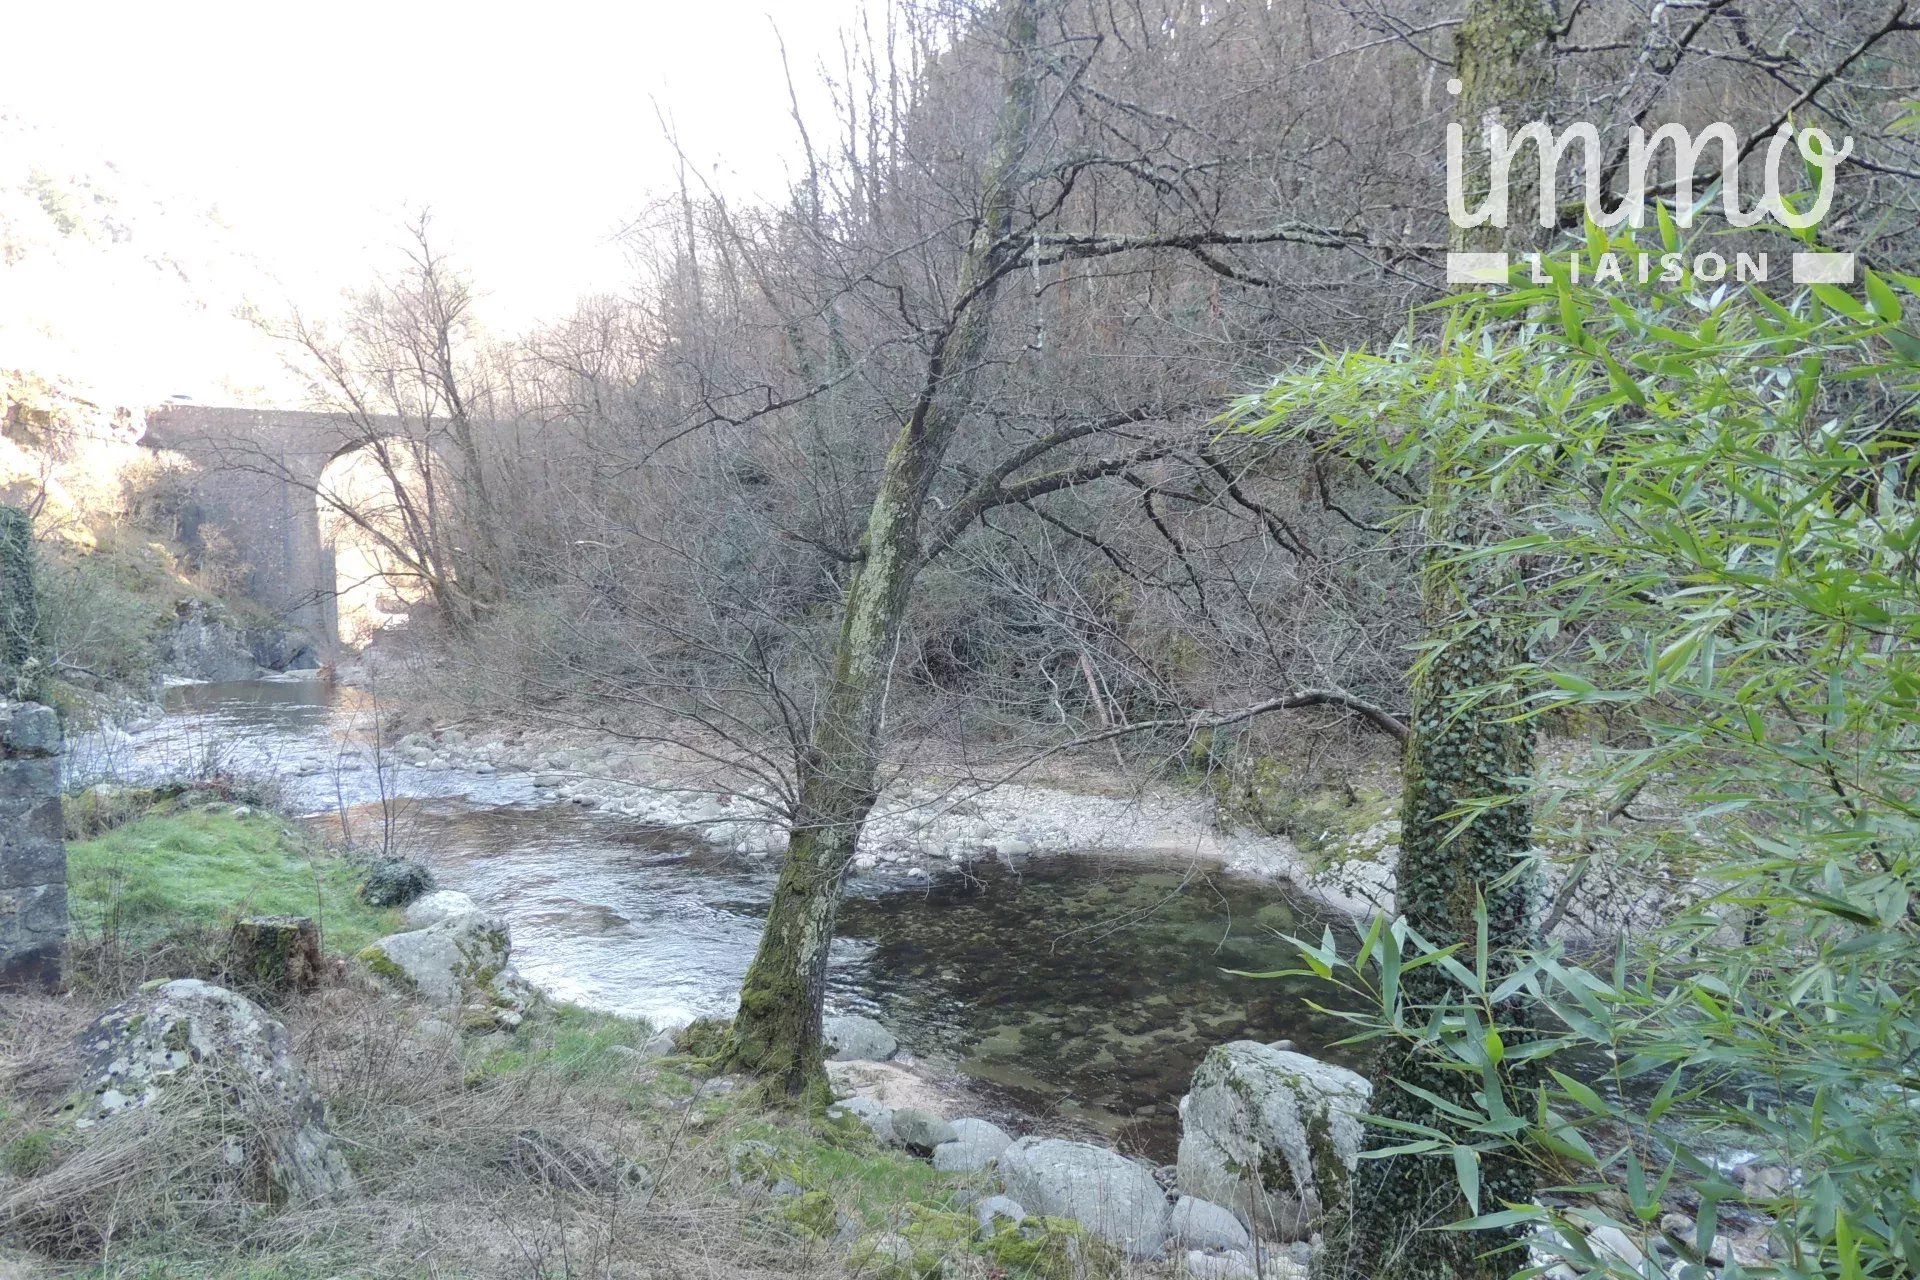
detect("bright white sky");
top-left (5, 0), bottom-right (866, 331)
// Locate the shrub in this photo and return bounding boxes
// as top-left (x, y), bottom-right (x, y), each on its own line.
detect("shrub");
top-left (1245, 242), bottom-right (1920, 1277)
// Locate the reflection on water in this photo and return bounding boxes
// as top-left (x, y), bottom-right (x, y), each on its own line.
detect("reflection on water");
top-left (839, 859), bottom-right (1356, 1155)
top-left (101, 679), bottom-right (1353, 1160)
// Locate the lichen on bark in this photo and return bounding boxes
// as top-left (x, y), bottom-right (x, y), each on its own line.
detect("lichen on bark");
top-left (720, 0), bottom-right (1042, 1102)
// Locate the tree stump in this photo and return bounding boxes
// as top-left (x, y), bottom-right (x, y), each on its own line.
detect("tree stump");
top-left (228, 916), bottom-right (322, 996)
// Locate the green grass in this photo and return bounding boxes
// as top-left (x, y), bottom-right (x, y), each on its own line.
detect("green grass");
top-left (68, 804), bottom-right (399, 958)
top-left (461, 1001), bottom-right (665, 1084)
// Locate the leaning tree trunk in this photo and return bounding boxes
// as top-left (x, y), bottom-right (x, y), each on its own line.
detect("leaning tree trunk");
top-left (1321, 4), bottom-right (1555, 1278)
top-left (722, 0), bottom-right (1042, 1098)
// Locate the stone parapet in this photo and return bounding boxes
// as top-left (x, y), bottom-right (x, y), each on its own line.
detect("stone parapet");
top-left (1, 699), bottom-right (66, 989)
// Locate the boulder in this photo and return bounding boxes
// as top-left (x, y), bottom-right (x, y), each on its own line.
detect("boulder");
top-left (1176, 1042), bottom-right (1370, 1241)
top-left (65, 979), bottom-right (351, 1203)
top-left (404, 889), bottom-right (478, 928)
top-left (826, 1095), bottom-right (895, 1144)
top-left (359, 909), bottom-right (513, 1007)
top-left (997, 1136), bottom-right (1170, 1259)
top-left (891, 1107), bottom-right (957, 1155)
top-left (1169, 1195), bottom-right (1251, 1253)
top-left (823, 1013), bottom-right (899, 1061)
top-left (356, 857), bottom-right (434, 907)
top-left (932, 1117), bottom-right (1014, 1172)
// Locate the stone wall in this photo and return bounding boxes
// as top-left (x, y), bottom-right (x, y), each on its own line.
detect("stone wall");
top-left (0, 699), bottom-right (66, 989)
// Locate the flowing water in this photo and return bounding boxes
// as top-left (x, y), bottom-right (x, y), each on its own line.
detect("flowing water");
top-left (81, 678), bottom-right (1358, 1160)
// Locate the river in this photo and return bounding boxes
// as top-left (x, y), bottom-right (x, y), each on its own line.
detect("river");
top-left (75, 677), bottom-right (1358, 1160)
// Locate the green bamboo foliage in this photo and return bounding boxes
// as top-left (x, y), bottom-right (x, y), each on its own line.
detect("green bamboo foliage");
top-left (1245, 239), bottom-right (1920, 1278)
top-left (1244, 307), bottom-right (1548, 1279)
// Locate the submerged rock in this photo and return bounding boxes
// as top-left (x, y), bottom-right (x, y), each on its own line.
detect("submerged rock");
top-left (823, 1013), bottom-right (899, 1061)
top-left (66, 979), bottom-right (351, 1203)
top-left (1176, 1041), bottom-right (1370, 1242)
top-left (997, 1136), bottom-right (1170, 1259)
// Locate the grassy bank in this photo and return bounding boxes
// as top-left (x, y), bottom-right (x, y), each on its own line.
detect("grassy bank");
top-left (0, 794), bottom-right (1142, 1280)
top-left (62, 789), bottom-right (399, 992)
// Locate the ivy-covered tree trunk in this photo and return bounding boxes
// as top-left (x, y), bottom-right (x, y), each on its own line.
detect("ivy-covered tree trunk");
top-left (722, 0), bottom-right (1041, 1098)
top-left (0, 505), bottom-right (40, 699)
top-left (1321, 4), bottom-right (1555, 1278)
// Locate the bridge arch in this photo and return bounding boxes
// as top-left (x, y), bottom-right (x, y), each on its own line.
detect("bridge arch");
top-left (141, 404), bottom-right (430, 653)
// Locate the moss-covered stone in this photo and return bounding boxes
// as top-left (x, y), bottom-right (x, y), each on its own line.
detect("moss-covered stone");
top-left (984, 1215), bottom-right (1122, 1280)
top-left (677, 1015), bottom-right (733, 1061)
top-left (778, 1188), bottom-right (841, 1239)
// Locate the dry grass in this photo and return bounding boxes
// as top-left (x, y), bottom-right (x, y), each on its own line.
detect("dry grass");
top-left (0, 983), bottom-right (1163, 1280)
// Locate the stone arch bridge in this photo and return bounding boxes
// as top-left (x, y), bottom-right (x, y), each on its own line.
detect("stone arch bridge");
top-left (141, 404), bottom-right (414, 652)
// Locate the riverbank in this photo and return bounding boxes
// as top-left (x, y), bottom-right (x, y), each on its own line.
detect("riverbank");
top-left (2, 770), bottom-right (1779, 1280)
top-left (0, 788), bottom-right (1295, 1279)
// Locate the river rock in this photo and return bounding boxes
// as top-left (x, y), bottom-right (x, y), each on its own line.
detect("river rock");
top-left (1736, 1161), bottom-right (1791, 1201)
top-left (932, 1117), bottom-right (1013, 1172)
top-left (1169, 1195), bottom-right (1251, 1252)
top-left (1588, 1224), bottom-right (1646, 1270)
top-left (404, 889), bottom-right (479, 928)
top-left (65, 979), bottom-right (351, 1203)
top-left (1176, 1042), bottom-right (1370, 1241)
top-left (891, 1107), bottom-right (957, 1155)
top-left (976, 1194), bottom-right (1027, 1232)
top-left (359, 909), bottom-right (513, 1007)
top-left (827, 1095), bottom-right (895, 1144)
top-left (823, 1013), bottom-right (898, 1061)
top-left (997, 1136), bottom-right (1170, 1259)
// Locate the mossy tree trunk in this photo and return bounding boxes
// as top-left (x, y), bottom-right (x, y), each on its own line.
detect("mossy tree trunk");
top-left (722, 0), bottom-right (1042, 1098)
top-left (0, 505), bottom-right (40, 700)
top-left (1320, 4), bottom-right (1555, 1278)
